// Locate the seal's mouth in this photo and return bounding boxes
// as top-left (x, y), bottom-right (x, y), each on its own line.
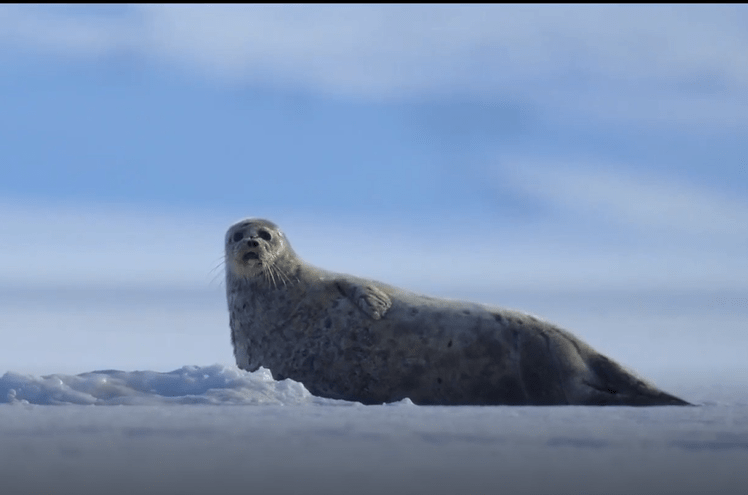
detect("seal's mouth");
top-left (242, 251), bottom-right (260, 263)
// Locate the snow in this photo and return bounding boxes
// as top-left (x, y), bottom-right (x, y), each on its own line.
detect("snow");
top-left (1, 286), bottom-right (747, 495)
top-left (1, 366), bottom-right (747, 495)
top-left (0, 365), bottom-right (345, 406)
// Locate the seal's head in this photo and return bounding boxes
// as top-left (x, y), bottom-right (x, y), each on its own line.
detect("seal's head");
top-left (225, 218), bottom-right (297, 285)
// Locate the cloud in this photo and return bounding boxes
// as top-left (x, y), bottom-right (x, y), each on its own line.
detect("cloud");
top-left (497, 156), bottom-right (748, 240)
top-left (0, 199), bottom-right (231, 287)
top-left (7, 6), bottom-right (745, 87)
top-left (1, 5), bottom-right (747, 129)
top-left (1, 197), bottom-right (746, 293)
top-left (0, 5), bottom-right (135, 58)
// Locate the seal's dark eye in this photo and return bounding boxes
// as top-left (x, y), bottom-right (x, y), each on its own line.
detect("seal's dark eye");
top-left (232, 232), bottom-right (244, 242)
top-left (258, 230), bottom-right (272, 241)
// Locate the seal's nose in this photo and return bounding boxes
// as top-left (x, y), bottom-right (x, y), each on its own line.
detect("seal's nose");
top-left (247, 239), bottom-right (260, 248)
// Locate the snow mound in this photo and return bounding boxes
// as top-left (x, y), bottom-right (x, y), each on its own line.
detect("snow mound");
top-left (0, 365), bottom-right (350, 406)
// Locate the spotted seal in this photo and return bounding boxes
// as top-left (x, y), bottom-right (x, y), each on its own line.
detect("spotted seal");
top-left (225, 218), bottom-right (689, 406)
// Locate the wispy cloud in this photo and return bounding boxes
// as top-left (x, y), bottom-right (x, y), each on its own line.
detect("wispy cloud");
top-left (1, 197), bottom-right (746, 292)
top-left (0, 5), bottom-right (135, 58)
top-left (0, 200), bottom-right (230, 287)
top-left (1, 5), bottom-right (747, 128)
top-left (497, 156), bottom-right (748, 240)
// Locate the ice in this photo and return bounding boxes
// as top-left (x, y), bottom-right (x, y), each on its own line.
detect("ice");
top-left (1, 366), bottom-right (747, 495)
top-left (0, 365), bottom-right (345, 406)
top-left (1, 288), bottom-right (747, 494)
top-left (0, 392), bottom-right (746, 495)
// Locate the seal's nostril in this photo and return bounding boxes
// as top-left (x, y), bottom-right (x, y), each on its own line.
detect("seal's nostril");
top-left (233, 232), bottom-right (244, 242)
top-left (248, 240), bottom-right (259, 248)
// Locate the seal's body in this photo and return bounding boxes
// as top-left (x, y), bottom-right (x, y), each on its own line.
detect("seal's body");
top-left (225, 218), bottom-right (689, 406)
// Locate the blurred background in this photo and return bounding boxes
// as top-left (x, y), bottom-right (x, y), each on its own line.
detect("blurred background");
top-left (1, 5), bottom-right (746, 386)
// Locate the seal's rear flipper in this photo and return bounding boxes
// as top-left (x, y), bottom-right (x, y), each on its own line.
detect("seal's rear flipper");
top-left (584, 354), bottom-right (691, 406)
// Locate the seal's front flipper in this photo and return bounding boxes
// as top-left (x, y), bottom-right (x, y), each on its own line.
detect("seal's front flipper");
top-left (336, 280), bottom-right (392, 320)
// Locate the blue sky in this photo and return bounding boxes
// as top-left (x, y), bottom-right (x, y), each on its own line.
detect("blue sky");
top-left (1, 4), bottom-right (747, 292)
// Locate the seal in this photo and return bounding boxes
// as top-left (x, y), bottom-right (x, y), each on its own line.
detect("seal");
top-left (225, 218), bottom-right (689, 406)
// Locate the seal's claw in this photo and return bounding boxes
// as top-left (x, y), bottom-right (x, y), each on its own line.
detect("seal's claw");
top-left (337, 280), bottom-right (392, 320)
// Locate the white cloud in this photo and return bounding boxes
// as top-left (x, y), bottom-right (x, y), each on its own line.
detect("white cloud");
top-left (1, 197), bottom-right (746, 292)
top-left (498, 156), bottom-right (748, 240)
top-left (0, 5), bottom-right (134, 58)
top-left (1, 5), bottom-right (747, 128)
top-left (0, 199), bottom-right (231, 287)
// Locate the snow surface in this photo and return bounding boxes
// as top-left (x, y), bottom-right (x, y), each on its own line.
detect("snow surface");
top-left (0, 365), bottom-right (343, 406)
top-left (2, 286), bottom-right (747, 494)
top-left (1, 365), bottom-right (747, 495)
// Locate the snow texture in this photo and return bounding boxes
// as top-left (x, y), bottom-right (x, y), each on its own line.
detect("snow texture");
top-left (1, 365), bottom-right (747, 495)
top-left (1, 287), bottom-right (746, 495)
top-left (1, 365), bottom-right (344, 406)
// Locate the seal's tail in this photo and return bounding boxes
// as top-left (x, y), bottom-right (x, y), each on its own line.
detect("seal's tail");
top-left (585, 354), bottom-right (691, 406)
